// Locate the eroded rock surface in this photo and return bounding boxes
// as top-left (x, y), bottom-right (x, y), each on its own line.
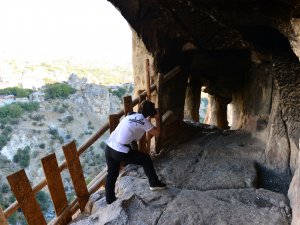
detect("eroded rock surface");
top-left (70, 125), bottom-right (291, 225)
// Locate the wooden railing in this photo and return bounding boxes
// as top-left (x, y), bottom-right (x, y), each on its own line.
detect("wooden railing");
top-left (0, 64), bottom-right (181, 225)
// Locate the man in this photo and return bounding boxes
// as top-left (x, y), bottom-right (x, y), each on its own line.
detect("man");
top-left (105, 100), bottom-right (166, 204)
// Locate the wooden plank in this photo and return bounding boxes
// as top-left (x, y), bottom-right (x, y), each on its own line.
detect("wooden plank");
top-left (123, 95), bottom-right (133, 116)
top-left (145, 59), bottom-right (151, 100)
top-left (0, 206), bottom-right (8, 225)
top-left (63, 141), bottom-right (89, 212)
top-left (41, 153), bottom-right (72, 223)
top-left (138, 95), bottom-right (147, 153)
top-left (144, 60), bottom-right (153, 153)
top-left (6, 169), bottom-right (46, 225)
top-left (155, 73), bottom-right (164, 153)
top-left (109, 114), bottom-right (120, 133)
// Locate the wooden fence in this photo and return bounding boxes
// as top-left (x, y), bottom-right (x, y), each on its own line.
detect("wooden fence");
top-left (0, 64), bottom-right (181, 225)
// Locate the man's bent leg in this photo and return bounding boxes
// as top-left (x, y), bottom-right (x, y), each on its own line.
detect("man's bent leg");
top-left (125, 150), bottom-right (159, 186)
top-left (105, 146), bottom-right (120, 204)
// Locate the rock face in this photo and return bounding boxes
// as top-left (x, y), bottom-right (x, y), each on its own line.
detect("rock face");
top-left (68, 74), bottom-right (121, 116)
top-left (0, 76), bottom-right (123, 186)
top-left (70, 125), bottom-right (291, 225)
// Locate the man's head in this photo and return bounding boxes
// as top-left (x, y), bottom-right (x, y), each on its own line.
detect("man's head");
top-left (138, 100), bottom-right (157, 118)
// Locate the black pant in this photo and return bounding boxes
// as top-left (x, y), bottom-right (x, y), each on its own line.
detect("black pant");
top-left (105, 145), bottom-right (159, 204)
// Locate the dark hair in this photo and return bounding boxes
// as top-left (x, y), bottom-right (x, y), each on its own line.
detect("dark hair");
top-left (138, 100), bottom-right (157, 118)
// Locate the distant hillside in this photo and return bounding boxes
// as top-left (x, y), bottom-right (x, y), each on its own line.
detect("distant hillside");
top-left (0, 75), bottom-right (133, 224)
top-left (0, 59), bottom-right (133, 90)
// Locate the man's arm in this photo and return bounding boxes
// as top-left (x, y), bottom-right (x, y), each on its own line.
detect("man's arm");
top-left (147, 110), bottom-right (161, 137)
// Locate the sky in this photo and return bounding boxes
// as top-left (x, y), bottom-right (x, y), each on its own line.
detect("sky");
top-left (0, 0), bottom-right (132, 65)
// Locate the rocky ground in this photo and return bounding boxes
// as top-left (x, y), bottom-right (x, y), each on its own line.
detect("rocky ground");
top-left (69, 122), bottom-right (292, 225)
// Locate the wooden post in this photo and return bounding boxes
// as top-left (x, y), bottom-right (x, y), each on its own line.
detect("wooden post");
top-left (138, 95), bottom-right (147, 154)
top-left (41, 153), bottom-right (72, 223)
top-left (155, 73), bottom-right (164, 153)
top-left (7, 170), bottom-right (46, 225)
top-left (63, 141), bottom-right (89, 212)
top-left (0, 206), bottom-right (8, 225)
top-left (145, 59), bottom-right (151, 100)
top-left (123, 95), bottom-right (133, 116)
top-left (109, 114), bottom-right (120, 133)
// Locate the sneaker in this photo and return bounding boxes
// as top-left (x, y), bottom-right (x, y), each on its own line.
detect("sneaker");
top-left (150, 181), bottom-right (167, 191)
top-left (106, 197), bottom-right (117, 205)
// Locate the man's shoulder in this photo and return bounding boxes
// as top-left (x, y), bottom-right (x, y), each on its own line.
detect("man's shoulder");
top-left (127, 113), bottom-right (146, 125)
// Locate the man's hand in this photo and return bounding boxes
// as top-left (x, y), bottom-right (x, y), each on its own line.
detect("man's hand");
top-left (148, 108), bottom-right (161, 137)
top-left (153, 108), bottom-right (160, 120)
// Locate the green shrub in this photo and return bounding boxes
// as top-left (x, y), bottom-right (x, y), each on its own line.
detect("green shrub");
top-left (65, 115), bottom-right (74, 123)
top-left (2, 126), bottom-right (13, 136)
top-left (29, 114), bottom-right (44, 121)
top-left (58, 107), bottom-right (66, 113)
top-left (39, 143), bottom-right (45, 149)
top-left (48, 128), bottom-right (58, 136)
top-left (59, 136), bottom-right (64, 144)
top-left (110, 86), bottom-right (127, 99)
top-left (0, 87), bottom-right (33, 97)
top-left (7, 212), bottom-right (17, 225)
top-left (36, 191), bottom-right (50, 212)
top-left (0, 104), bottom-right (22, 118)
top-left (99, 141), bottom-right (106, 149)
top-left (0, 117), bottom-right (9, 125)
top-left (9, 119), bottom-right (19, 125)
top-left (1, 183), bottom-right (9, 193)
top-left (31, 151), bottom-right (39, 158)
top-left (13, 146), bottom-right (30, 168)
top-left (44, 83), bottom-right (76, 99)
top-left (8, 194), bottom-right (15, 204)
top-left (0, 134), bottom-right (8, 150)
top-left (17, 102), bottom-right (39, 112)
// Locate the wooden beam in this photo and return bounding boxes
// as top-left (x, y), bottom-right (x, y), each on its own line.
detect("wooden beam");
top-left (138, 95), bottom-right (147, 153)
top-left (123, 95), bottom-right (133, 116)
top-left (0, 206), bottom-right (8, 225)
top-left (41, 153), bottom-right (72, 224)
top-left (48, 199), bottom-right (78, 225)
top-left (161, 66), bottom-right (181, 84)
top-left (63, 141), bottom-right (89, 212)
top-left (7, 170), bottom-right (46, 225)
top-left (145, 59), bottom-right (151, 100)
top-left (109, 114), bottom-right (120, 133)
top-left (77, 122), bottom-right (110, 155)
top-left (155, 73), bottom-right (164, 153)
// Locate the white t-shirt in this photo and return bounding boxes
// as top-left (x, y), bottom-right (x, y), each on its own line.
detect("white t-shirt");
top-left (106, 113), bottom-right (154, 153)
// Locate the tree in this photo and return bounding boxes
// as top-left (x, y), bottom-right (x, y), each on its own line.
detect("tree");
top-left (13, 146), bottom-right (30, 168)
top-left (44, 83), bottom-right (76, 99)
top-left (36, 191), bottom-right (50, 212)
top-left (6, 104), bottom-right (23, 118)
top-left (8, 212), bottom-right (17, 225)
top-left (0, 87), bottom-right (33, 97)
top-left (0, 135), bottom-right (8, 150)
top-left (1, 183), bottom-right (9, 193)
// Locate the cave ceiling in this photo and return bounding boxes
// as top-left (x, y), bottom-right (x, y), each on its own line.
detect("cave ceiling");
top-left (108, 0), bottom-right (300, 98)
